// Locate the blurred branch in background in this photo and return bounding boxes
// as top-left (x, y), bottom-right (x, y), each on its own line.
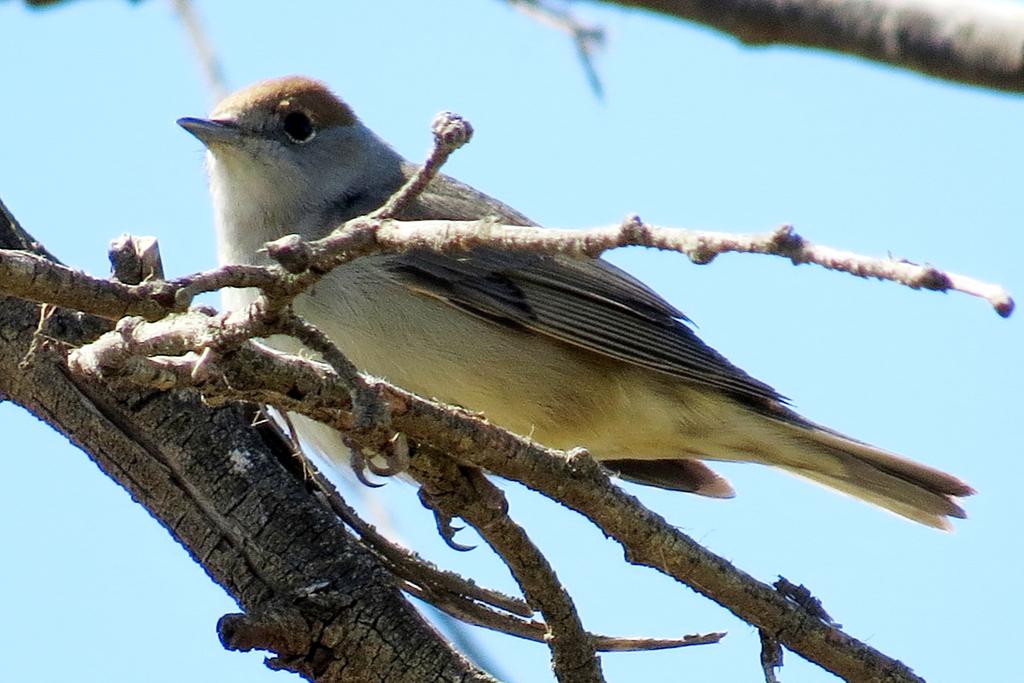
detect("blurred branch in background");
top-left (20, 0), bottom-right (1024, 93)
top-left (509, 0), bottom-right (606, 97)
top-left (517, 0), bottom-right (1024, 93)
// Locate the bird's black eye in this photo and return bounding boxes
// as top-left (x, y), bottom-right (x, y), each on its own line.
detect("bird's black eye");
top-left (283, 111), bottom-right (315, 143)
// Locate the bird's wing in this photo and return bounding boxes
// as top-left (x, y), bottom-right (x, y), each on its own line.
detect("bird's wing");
top-left (386, 170), bottom-right (786, 408)
top-left (384, 247), bottom-right (786, 408)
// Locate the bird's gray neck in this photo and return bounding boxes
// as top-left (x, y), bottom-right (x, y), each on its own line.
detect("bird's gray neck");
top-left (210, 122), bottom-right (406, 268)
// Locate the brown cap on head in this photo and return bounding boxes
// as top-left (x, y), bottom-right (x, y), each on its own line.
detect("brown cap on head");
top-left (211, 76), bottom-right (358, 128)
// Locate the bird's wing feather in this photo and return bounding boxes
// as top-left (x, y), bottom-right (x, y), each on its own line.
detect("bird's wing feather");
top-left (385, 247), bottom-right (786, 407)
top-left (386, 171), bottom-right (787, 408)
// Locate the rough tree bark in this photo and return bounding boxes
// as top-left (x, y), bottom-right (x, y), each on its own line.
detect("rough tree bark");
top-left (594, 0), bottom-right (1024, 93)
top-left (0, 204), bottom-right (494, 683)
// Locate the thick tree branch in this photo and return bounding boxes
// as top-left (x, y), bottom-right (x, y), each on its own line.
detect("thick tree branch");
top-left (590, 0), bottom-right (1024, 93)
top-left (0, 202), bottom-right (495, 683)
top-left (65, 308), bottom-right (926, 682)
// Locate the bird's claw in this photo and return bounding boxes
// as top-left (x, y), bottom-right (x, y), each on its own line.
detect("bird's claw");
top-left (347, 432), bottom-right (410, 487)
top-left (418, 488), bottom-right (476, 552)
top-left (348, 445), bottom-right (387, 488)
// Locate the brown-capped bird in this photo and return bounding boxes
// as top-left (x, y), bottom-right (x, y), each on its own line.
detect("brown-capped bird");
top-left (179, 76), bottom-right (973, 529)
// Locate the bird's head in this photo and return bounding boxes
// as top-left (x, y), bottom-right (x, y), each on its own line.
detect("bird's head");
top-left (179, 76), bottom-right (403, 245)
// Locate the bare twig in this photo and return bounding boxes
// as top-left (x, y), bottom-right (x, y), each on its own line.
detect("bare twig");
top-left (510, 0), bottom-right (606, 97)
top-left (410, 455), bottom-right (605, 683)
top-left (774, 577), bottom-right (840, 627)
top-left (18, 303), bottom-right (56, 370)
top-left (596, 632), bottom-right (725, 652)
top-left (760, 629), bottom-right (784, 683)
top-left (306, 452), bottom-right (536, 618)
top-left (1, 217), bottom-right (1011, 322)
top-left (109, 234), bottom-right (164, 283)
top-left (277, 311), bottom-right (384, 420)
top-left (371, 111), bottom-right (475, 220)
top-left (403, 578), bottom-right (724, 651)
top-left (360, 218), bottom-right (1015, 316)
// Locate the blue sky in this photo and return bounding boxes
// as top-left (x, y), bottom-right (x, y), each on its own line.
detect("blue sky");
top-left (0, 1), bottom-right (1020, 681)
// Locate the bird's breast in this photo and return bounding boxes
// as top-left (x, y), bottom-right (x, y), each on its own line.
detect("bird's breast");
top-left (289, 262), bottom-right (697, 459)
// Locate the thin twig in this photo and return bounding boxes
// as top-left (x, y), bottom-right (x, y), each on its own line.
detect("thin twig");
top-left (509, 0), bottom-right (606, 98)
top-left (410, 455), bottom-right (606, 683)
top-left (307, 457), bottom-right (534, 618)
top-left (0, 217), bottom-right (1011, 322)
top-left (760, 629), bottom-right (783, 683)
top-left (402, 578), bottom-right (724, 652)
top-left (18, 303), bottom-right (56, 370)
top-left (371, 111), bottom-right (475, 220)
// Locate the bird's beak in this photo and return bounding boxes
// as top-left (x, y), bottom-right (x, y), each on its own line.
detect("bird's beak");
top-left (177, 117), bottom-right (244, 147)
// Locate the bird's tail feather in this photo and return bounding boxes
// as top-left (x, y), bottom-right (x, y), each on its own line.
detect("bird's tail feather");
top-left (760, 418), bottom-right (974, 529)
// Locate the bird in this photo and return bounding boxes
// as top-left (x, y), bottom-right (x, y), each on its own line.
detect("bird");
top-left (178, 75), bottom-right (973, 529)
